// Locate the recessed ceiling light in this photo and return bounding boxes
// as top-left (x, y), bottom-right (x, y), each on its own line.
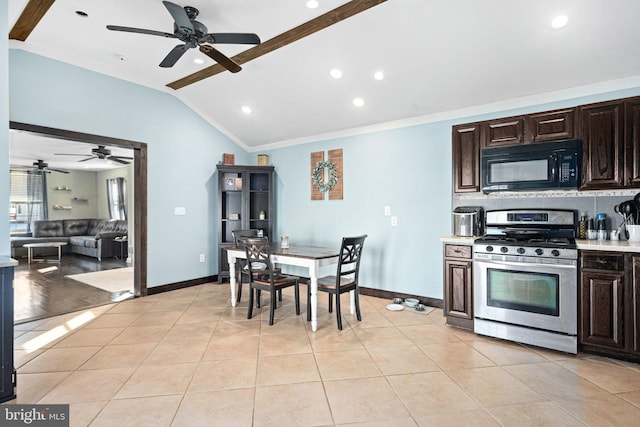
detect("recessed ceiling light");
top-left (329, 68), bottom-right (343, 79)
top-left (373, 71), bottom-right (384, 80)
top-left (550, 14), bottom-right (568, 29)
top-left (241, 106), bottom-right (253, 115)
top-left (306, 1), bottom-right (319, 9)
top-left (352, 98), bottom-right (365, 107)
top-left (75, 10), bottom-right (89, 17)
top-left (193, 58), bottom-right (204, 65)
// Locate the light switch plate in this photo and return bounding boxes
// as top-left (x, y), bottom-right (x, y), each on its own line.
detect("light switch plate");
top-left (175, 207), bottom-right (186, 215)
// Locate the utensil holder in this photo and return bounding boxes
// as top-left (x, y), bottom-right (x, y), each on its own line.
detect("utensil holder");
top-left (628, 225), bottom-right (640, 242)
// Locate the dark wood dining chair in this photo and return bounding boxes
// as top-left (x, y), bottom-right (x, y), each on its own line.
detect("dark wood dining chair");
top-left (242, 237), bottom-right (300, 325)
top-left (231, 229), bottom-right (281, 304)
top-left (307, 235), bottom-right (367, 330)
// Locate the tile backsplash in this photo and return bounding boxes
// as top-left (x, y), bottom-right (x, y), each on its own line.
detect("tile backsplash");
top-left (453, 189), bottom-right (640, 235)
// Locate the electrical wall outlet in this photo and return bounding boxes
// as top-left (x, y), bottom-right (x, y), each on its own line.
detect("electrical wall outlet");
top-left (391, 216), bottom-right (398, 226)
top-left (199, 253), bottom-right (205, 262)
top-left (175, 207), bottom-right (186, 215)
top-left (384, 206), bottom-right (391, 216)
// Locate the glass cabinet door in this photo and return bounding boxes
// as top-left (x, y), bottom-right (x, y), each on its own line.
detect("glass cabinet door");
top-left (249, 172), bottom-right (270, 237)
top-left (221, 172), bottom-right (242, 243)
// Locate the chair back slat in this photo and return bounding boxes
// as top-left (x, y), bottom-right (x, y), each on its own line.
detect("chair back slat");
top-left (336, 235), bottom-right (367, 288)
top-left (242, 237), bottom-right (274, 282)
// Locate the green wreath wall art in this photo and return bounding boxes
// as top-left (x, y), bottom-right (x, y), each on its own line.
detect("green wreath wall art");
top-left (312, 160), bottom-right (339, 193)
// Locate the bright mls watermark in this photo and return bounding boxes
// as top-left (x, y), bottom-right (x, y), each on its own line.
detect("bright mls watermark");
top-left (2, 405), bottom-right (69, 426)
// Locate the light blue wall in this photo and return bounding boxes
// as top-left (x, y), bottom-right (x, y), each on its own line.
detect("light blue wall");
top-left (8, 49), bottom-right (247, 287)
top-left (267, 124), bottom-right (452, 298)
top-left (1, 3), bottom-right (9, 257)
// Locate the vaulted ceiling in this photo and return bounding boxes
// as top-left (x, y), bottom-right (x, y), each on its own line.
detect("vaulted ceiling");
top-left (8, 0), bottom-right (640, 152)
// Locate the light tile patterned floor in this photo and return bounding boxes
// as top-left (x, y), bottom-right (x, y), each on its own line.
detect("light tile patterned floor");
top-left (8, 283), bottom-right (640, 426)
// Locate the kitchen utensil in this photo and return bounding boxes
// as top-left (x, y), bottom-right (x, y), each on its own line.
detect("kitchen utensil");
top-left (634, 192), bottom-right (640, 223)
top-left (623, 201), bottom-right (636, 225)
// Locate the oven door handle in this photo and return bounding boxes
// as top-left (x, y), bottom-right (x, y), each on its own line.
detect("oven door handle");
top-left (476, 258), bottom-right (576, 270)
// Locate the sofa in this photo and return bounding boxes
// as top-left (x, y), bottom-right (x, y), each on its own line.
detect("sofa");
top-left (10, 219), bottom-right (128, 261)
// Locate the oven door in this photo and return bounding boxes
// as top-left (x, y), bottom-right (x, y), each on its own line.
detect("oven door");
top-left (474, 254), bottom-right (577, 335)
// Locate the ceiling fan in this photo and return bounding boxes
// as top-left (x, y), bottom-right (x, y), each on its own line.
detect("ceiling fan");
top-left (9, 0), bottom-right (388, 87)
top-left (106, 1), bottom-right (260, 72)
top-left (56, 145), bottom-right (133, 165)
top-left (13, 160), bottom-right (70, 174)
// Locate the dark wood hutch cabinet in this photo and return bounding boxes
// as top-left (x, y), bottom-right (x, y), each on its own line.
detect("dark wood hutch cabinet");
top-left (217, 165), bottom-right (274, 283)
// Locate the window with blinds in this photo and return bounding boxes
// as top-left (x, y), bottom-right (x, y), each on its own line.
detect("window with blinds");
top-left (9, 170), bottom-right (46, 235)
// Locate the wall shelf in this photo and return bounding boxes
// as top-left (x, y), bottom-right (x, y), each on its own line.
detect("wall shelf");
top-left (52, 187), bottom-right (71, 191)
top-left (52, 205), bottom-right (72, 210)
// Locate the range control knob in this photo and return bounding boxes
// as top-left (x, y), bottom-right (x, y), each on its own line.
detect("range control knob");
top-left (535, 248), bottom-right (544, 256)
top-left (517, 247), bottom-right (526, 254)
top-left (486, 246), bottom-right (494, 252)
top-left (551, 249), bottom-right (560, 257)
top-left (500, 247), bottom-right (509, 253)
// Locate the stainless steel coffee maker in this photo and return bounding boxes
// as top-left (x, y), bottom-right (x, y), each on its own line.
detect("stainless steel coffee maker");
top-left (452, 206), bottom-right (484, 237)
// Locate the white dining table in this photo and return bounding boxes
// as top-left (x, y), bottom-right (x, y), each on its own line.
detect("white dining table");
top-left (226, 243), bottom-right (353, 332)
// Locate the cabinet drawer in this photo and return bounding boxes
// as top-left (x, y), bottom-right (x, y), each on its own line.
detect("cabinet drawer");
top-left (445, 244), bottom-right (472, 259)
top-left (581, 251), bottom-right (624, 271)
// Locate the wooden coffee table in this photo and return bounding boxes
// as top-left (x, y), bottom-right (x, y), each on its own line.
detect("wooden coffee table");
top-left (23, 242), bottom-right (68, 264)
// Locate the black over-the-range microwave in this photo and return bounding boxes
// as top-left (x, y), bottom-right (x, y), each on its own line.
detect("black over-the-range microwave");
top-left (481, 139), bottom-right (581, 193)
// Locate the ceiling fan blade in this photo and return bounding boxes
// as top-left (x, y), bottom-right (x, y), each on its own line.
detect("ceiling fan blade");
top-left (109, 157), bottom-right (131, 165)
top-left (110, 155), bottom-right (134, 160)
top-left (163, 1), bottom-right (195, 34)
top-left (106, 25), bottom-right (177, 39)
top-left (167, 0), bottom-right (387, 89)
top-left (9, 0), bottom-right (55, 41)
top-left (199, 45), bottom-right (242, 73)
top-left (54, 153), bottom-right (92, 157)
top-left (160, 44), bottom-right (190, 68)
top-left (49, 168), bottom-right (70, 174)
top-left (78, 156), bottom-right (98, 163)
top-left (204, 33), bottom-right (261, 45)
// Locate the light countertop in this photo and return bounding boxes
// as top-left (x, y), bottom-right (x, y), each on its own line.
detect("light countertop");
top-left (439, 236), bottom-right (477, 245)
top-left (440, 236), bottom-right (640, 253)
top-left (576, 239), bottom-right (640, 253)
top-left (0, 256), bottom-right (18, 268)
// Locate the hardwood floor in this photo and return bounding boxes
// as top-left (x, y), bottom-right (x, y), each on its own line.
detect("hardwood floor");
top-left (13, 254), bottom-right (132, 324)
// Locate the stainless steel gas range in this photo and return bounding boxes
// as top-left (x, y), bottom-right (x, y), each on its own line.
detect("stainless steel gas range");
top-left (473, 209), bottom-right (578, 354)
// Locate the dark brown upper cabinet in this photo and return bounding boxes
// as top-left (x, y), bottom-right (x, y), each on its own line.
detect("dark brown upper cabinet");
top-left (481, 116), bottom-right (524, 148)
top-left (524, 108), bottom-right (575, 143)
top-left (452, 123), bottom-right (481, 193)
top-left (578, 100), bottom-right (626, 189)
top-left (626, 98), bottom-right (640, 188)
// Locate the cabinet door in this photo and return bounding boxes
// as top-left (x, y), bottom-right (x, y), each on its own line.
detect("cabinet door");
top-left (625, 98), bottom-right (640, 187)
top-left (579, 101), bottom-right (625, 189)
top-left (481, 116), bottom-right (524, 148)
top-left (444, 259), bottom-right (473, 327)
top-left (452, 123), bottom-right (480, 193)
top-left (580, 271), bottom-right (625, 350)
top-left (632, 255), bottom-right (640, 354)
top-left (247, 171), bottom-right (273, 238)
top-left (524, 108), bottom-right (575, 143)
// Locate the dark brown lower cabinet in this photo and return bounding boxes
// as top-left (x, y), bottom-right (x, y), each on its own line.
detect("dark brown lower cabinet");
top-left (444, 244), bottom-right (473, 330)
top-left (580, 251), bottom-right (640, 361)
top-left (1, 264), bottom-right (16, 403)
